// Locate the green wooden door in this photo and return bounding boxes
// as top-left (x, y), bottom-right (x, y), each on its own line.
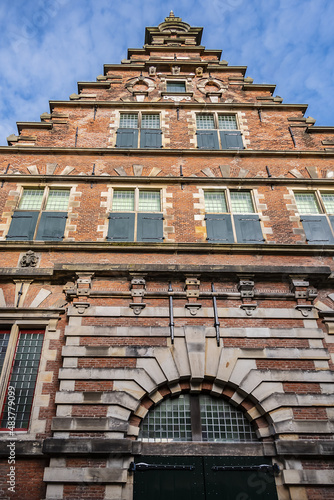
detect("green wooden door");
top-left (133, 456), bottom-right (278, 500)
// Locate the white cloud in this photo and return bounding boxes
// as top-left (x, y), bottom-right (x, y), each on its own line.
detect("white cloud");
top-left (0, 0), bottom-right (333, 146)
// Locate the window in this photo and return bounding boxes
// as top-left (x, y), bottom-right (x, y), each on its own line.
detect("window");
top-left (196, 113), bottom-right (244, 150)
top-left (107, 189), bottom-right (164, 242)
top-left (295, 191), bottom-right (334, 244)
top-left (0, 327), bottom-right (44, 430)
top-left (116, 112), bottom-right (162, 149)
top-left (205, 190), bottom-right (264, 244)
top-left (166, 81), bottom-right (186, 93)
top-left (138, 394), bottom-right (258, 442)
top-left (6, 187), bottom-right (70, 241)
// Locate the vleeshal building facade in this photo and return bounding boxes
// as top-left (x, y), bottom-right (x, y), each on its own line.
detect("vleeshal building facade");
top-left (1, 12), bottom-right (334, 500)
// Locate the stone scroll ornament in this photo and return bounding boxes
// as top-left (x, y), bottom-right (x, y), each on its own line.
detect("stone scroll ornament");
top-left (20, 250), bottom-right (39, 268)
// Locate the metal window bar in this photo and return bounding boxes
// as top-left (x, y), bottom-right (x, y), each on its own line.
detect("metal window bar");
top-left (295, 193), bottom-right (320, 214)
top-left (168, 282), bottom-right (174, 344)
top-left (141, 114), bottom-right (160, 129)
top-left (45, 190), bottom-right (70, 211)
top-left (204, 191), bottom-right (227, 212)
top-left (218, 115), bottom-right (238, 130)
top-left (200, 395), bottom-right (258, 442)
top-left (0, 333), bottom-right (9, 373)
top-left (211, 283), bottom-right (220, 346)
top-left (19, 190), bottom-right (44, 210)
top-left (139, 395), bottom-right (192, 442)
top-left (230, 192), bottom-right (254, 213)
top-left (196, 114), bottom-right (215, 130)
top-left (1, 333), bottom-right (44, 429)
top-left (138, 191), bottom-right (161, 212)
top-left (321, 194), bottom-right (334, 214)
top-left (112, 190), bottom-right (135, 211)
top-left (119, 113), bottom-right (138, 128)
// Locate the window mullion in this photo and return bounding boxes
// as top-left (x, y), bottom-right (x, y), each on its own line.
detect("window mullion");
top-left (134, 188), bottom-right (139, 241)
top-left (0, 325), bottom-right (19, 416)
top-left (317, 191), bottom-right (326, 214)
top-left (226, 190), bottom-right (238, 242)
top-left (190, 394), bottom-right (202, 441)
top-left (33, 188), bottom-right (48, 240)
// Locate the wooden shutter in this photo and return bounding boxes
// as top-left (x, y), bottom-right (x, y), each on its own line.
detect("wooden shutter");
top-left (137, 213), bottom-right (164, 242)
top-left (35, 212), bottom-right (68, 240)
top-left (196, 130), bottom-right (219, 150)
top-left (6, 211), bottom-right (38, 240)
top-left (205, 214), bottom-right (234, 243)
top-left (233, 214), bottom-right (264, 243)
top-left (107, 213), bottom-right (135, 241)
top-left (300, 215), bottom-right (334, 244)
top-left (115, 128), bottom-right (138, 148)
top-left (140, 129), bottom-right (162, 148)
top-left (220, 131), bottom-right (244, 149)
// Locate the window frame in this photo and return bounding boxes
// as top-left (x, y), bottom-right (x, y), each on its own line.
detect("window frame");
top-left (116, 112), bottom-right (162, 149)
top-left (107, 187), bottom-right (164, 243)
top-left (0, 325), bottom-right (44, 432)
top-left (6, 185), bottom-right (71, 242)
top-left (196, 112), bottom-right (244, 150)
top-left (294, 190), bottom-right (334, 244)
top-left (204, 189), bottom-right (264, 244)
top-left (166, 80), bottom-right (187, 93)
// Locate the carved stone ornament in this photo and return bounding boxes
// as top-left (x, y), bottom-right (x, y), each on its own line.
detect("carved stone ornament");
top-left (240, 304), bottom-right (257, 316)
top-left (296, 305), bottom-right (313, 317)
top-left (196, 77), bottom-right (227, 95)
top-left (172, 66), bottom-right (181, 75)
top-left (129, 303), bottom-right (146, 315)
top-left (20, 250), bottom-right (39, 268)
top-left (149, 66), bottom-right (156, 75)
top-left (185, 303), bottom-right (202, 316)
top-left (125, 76), bottom-right (155, 95)
top-left (74, 302), bottom-right (90, 315)
top-left (163, 95), bottom-right (191, 102)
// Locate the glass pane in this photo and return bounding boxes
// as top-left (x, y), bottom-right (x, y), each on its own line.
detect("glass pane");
top-left (197, 114), bottom-right (215, 130)
top-left (45, 190), bottom-right (70, 211)
top-left (1, 332), bottom-right (44, 429)
top-left (218, 115), bottom-right (238, 130)
top-left (205, 191), bottom-right (227, 212)
top-left (119, 113), bottom-right (138, 128)
top-left (141, 114), bottom-right (160, 129)
top-left (19, 189), bottom-right (44, 210)
top-left (0, 333), bottom-right (9, 373)
top-left (322, 194), bottom-right (334, 214)
top-left (200, 395), bottom-right (258, 442)
top-left (166, 81), bottom-right (186, 93)
top-left (139, 394), bottom-right (192, 442)
top-left (230, 191), bottom-right (254, 213)
top-left (138, 191), bottom-right (160, 212)
top-left (112, 190), bottom-right (135, 211)
top-left (295, 193), bottom-right (320, 214)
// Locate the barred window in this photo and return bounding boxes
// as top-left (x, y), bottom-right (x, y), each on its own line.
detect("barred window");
top-left (19, 189), bottom-right (44, 210)
top-left (205, 191), bottom-right (227, 212)
top-left (119, 113), bottom-right (138, 128)
top-left (139, 394), bottom-right (258, 443)
top-left (295, 193), bottom-right (320, 214)
top-left (141, 114), bottom-right (160, 129)
top-left (218, 115), bottom-right (238, 130)
top-left (112, 190), bottom-right (135, 211)
top-left (230, 191), bottom-right (254, 213)
top-left (197, 114), bottom-right (215, 130)
top-left (138, 191), bottom-right (161, 212)
top-left (0, 329), bottom-right (44, 430)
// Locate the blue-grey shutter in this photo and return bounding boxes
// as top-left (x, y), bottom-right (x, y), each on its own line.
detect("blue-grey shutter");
top-left (300, 215), bottom-right (334, 244)
top-left (107, 213), bottom-right (135, 242)
top-left (6, 211), bottom-right (38, 240)
top-left (197, 130), bottom-right (219, 150)
top-left (137, 213), bottom-right (164, 242)
top-left (233, 214), bottom-right (264, 243)
top-left (140, 129), bottom-right (162, 148)
top-left (220, 131), bottom-right (244, 149)
top-left (116, 128), bottom-right (138, 148)
top-left (35, 212), bottom-right (68, 240)
top-left (205, 214), bottom-right (234, 243)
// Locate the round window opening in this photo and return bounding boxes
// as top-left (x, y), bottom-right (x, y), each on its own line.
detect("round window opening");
top-left (138, 394), bottom-right (258, 443)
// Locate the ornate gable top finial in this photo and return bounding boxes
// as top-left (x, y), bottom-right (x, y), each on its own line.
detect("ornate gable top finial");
top-left (169, 10), bottom-right (175, 17)
top-left (164, 11), bottom-right (182, 23)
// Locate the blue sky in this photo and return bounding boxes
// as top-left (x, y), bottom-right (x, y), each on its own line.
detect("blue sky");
top-left (0, 0), bottom-right (333, 145)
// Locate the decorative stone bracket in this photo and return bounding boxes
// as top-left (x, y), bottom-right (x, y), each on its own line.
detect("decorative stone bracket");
top-left (184, 276), bottom-right (201, 315)
top-left (129, 275), bottom-right (146, 315)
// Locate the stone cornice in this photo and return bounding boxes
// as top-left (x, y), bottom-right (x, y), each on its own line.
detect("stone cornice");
top-left (0, 175), bottom-right (333, 186)
top-left (0, 241), bottom-right (333, 258)
top-left (0, 146), bottom-right (332, 157)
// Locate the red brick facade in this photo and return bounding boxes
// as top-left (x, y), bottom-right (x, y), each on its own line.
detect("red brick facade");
top-left (0, 12), bottom-right (334, 500)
